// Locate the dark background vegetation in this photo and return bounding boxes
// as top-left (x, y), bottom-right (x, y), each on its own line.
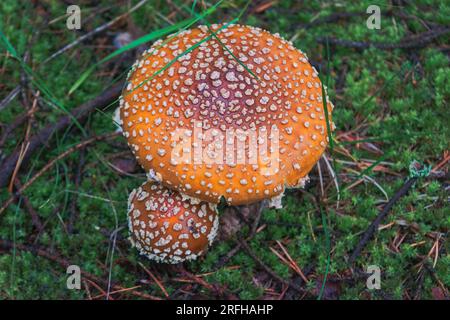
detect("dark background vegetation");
top-left (0, 0), bottom-right (448, 300)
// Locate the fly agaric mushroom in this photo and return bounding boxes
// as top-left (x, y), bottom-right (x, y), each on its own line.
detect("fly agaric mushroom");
top-left (128, 181), bottom-right (219, 263)
top-left (119, 23), bottom-right (334, 206)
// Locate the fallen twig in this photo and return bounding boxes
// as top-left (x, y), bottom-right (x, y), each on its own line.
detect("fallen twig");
top-left (213, 201), bottom-right (267, 270)
top-left (0, 132), bottom-right (119, 215)
top-left (138, 262), bottom-right (169, 298)
top-left (239, 239), bottom-right (307, 296)
top-left (43, 0), bottom-right (149, 64)
top-left (318, 27), bottom-right (450, 50)
top-left (0, 238), bottom-right (161, 300)
top-left (8, 91), bottom-right (39, 192)
top-left (349, 177), bottom-right (418, 264)
top-left (0, 82), bottom-right (122, 189)
top-left (175, 265), bottom-right (236, 299)
top-left (0, 85), bottom-right (21, 112)
top-left (13, 179), bottom-right (44, 232)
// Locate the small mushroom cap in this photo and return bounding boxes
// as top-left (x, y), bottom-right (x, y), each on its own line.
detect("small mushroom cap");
top-left (128, 181), bottom-right (219, 264)
top-left (120, 24), bottom-right (334, 205)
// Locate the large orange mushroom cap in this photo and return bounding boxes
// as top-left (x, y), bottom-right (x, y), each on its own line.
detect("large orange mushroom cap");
top-left (128, 181), bottom-right (219, 264)
top-left (120, 24), bottom-right (334, 205)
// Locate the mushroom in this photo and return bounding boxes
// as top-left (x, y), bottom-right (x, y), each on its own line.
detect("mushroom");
top-left (119, 24), bottom-right (334, 206)
top-left (127, 180), bottom-right (219, 263)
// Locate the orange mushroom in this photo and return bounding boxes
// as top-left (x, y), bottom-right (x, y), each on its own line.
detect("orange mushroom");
top-left (128, 181), bottom-right (219, 263)
top-left (120, 24), bottom-right (334, 205)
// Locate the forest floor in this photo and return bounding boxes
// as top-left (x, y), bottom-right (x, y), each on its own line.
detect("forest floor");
top-left (0, 0), bottom-right (448, 299)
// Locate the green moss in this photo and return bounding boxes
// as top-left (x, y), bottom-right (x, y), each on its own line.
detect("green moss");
top-left (0, 0), bottom-right (448, 299)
